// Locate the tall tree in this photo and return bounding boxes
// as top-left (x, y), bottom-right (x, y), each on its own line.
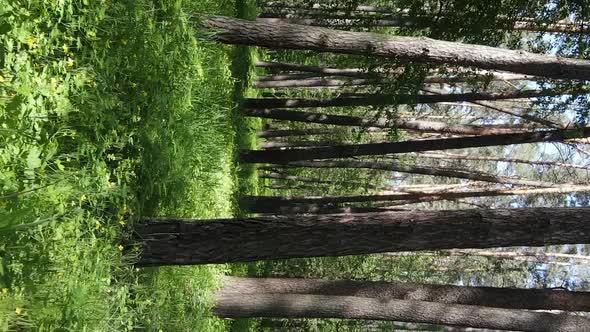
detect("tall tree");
top-left (219, 276), bottom-right (590, 311)
top-left (418, 152), bottom-right (590, 170)
top-left (242, 185), bottom-right (590, 214)
top-left (266, 160), bottom-right (560, 186)
top-left (205, 16), bottom-right (590, 80)
top-left (240, 126), bottom-right (590, 163)
top-left (243, 108), bottom-right (535, 135)
top-left (135, 207), bottom-right (590, 265)
top-left (213, 293), bottom-right (589, 332)
top-left (243, 88), bottom-right (580, 109)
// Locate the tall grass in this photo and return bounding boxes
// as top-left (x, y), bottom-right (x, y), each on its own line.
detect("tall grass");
top-left (1, 0), bottom-right (257, 330)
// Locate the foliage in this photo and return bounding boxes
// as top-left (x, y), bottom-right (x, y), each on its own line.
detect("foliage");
top-left (0, 0), bottom-right (257, 330)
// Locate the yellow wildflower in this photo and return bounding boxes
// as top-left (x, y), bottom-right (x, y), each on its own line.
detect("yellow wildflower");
top-left (118, 245), bottom-right (124, 251)
top-left (80, 194), bottom-right (87, 202)
top-left (1, 288), bottom-right (8, 294)
top-left (26, 36), bottom-right (37, 48)
top-left (15, 307), bottom-right (24, 315)
top-left (95, 221), bottom-right (102, 230)
top-left (66, 57), bottom-right (75, 67)
top-left (118, 218), bottom-right (126, 226)
top-left (62, 44), bottom-right (69, 53)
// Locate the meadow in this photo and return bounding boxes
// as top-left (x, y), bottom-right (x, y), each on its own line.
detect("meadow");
top-left (0, 0), bottom-right (259, 330)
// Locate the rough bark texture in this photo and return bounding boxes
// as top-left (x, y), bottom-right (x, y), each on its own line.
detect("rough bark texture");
top-left (239, 126), bottom-right (590, 163)
top-left (219, 276), bottom-right (590, 311)
top-left (135, 207), bottom-right (590, 265)
top-left (243, 108), bottom-right (530, 135)
top-left (243, 89), bottom-right (569, 109)
top-left (206, 16), bottom-right (590, 80)
top-left (213, 293), bottom-right (590, 332)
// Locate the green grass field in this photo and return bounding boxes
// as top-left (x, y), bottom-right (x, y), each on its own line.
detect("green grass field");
top-left (0, 0), bottom-right (259, 330)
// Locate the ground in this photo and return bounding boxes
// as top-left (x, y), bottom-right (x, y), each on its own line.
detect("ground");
top-left (0, 0), bottom-right (259, 330)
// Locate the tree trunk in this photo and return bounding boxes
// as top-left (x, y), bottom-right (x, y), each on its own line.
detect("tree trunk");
top-left (418, 152), bottom-right (590, 170)
top-left (262, 160), bottom-right (558, 186)
top-left (257, 318), bottom-right (510, 332)
top-left (253, 77), bottom-right (381, 88)
top-left (418, 88), bottom-right (562, 128)
top-left (239, 126), bottom-right (590, 163)
top-left (243, 89), bottom-right (573, 109)
top-left (439, 249), bottom-right (590, 263)
top-left (260, 15), bottom-right (590, 35)
top-left (219, 276), bottom-right (590, 311)
top-left (213, 293), bottom-right (589, 332)
top-left (241, 185), bottom-right (590, 214)
top-left (254, 61), bottom-right (534, 81)
top-left (257, 127), bottom-right (384, 138)
top-left (257, 128), bottom-right (345, 138)
top-left (260, 140), bottom-right (338, 149)
top-left (205, 16), bottom-right (590, 80)
top-left (243, 108), bottom-right (534, 135)
top-left (260, 172), bottom-right (333, 184)
top-left (134, 207), bottom-right (590, 265)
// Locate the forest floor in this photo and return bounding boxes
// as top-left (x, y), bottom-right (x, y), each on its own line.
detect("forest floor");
top-left (0, 0), bottom-right (260, 331)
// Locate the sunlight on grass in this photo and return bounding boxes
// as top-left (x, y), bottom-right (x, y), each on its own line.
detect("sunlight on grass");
top-left (0, 0), bottom-right (257, 330)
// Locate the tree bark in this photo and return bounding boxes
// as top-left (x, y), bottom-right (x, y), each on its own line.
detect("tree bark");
top-left (239, 126), bottom-right (590, 163)
top-left (243, 89), bottom-right (573, 109)
top-left (134, 207), bottom-right (590, 265)
top-left (241, 185), bottom-right (590, 214)
top-left (243, 108), bottom-right (533, 135)
top-left (213, 293), bottom-right (589, 332)
top-left (205, 16), bottom-right (590, 80)
top-left (219, 276), bottom-right (590, 311)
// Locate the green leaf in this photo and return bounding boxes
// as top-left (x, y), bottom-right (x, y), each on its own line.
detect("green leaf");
top-left (0, 22), bottom-right (11, 35)
top-left (26, 146), bottom-right (42, 170)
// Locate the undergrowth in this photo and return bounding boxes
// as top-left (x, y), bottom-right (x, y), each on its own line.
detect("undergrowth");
top-left (0, 0), bottom-right (257, 330)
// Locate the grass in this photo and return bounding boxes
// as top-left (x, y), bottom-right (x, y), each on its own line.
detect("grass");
top-left (0, 0), bottom-right (259, 330)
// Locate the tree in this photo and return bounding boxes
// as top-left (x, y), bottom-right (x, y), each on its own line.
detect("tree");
top-left (239, 126), bottom-right (590, 163)
top-left (243, 108), bottom-right (533, 135)
top-left (213, 293), bottom-right (589, 332)
top-left (205, 16), bottom-right (590, 80)
top-left (134, 207), bottom-right (590, 265)
top-left (243, 88), bottom-right (580, 109)
top-left (219, 276), bottom-right (590, 311)
top-left (242, 185), bottom-right (590, 214)
top-left (418, 152), bottom-right (590, 170)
